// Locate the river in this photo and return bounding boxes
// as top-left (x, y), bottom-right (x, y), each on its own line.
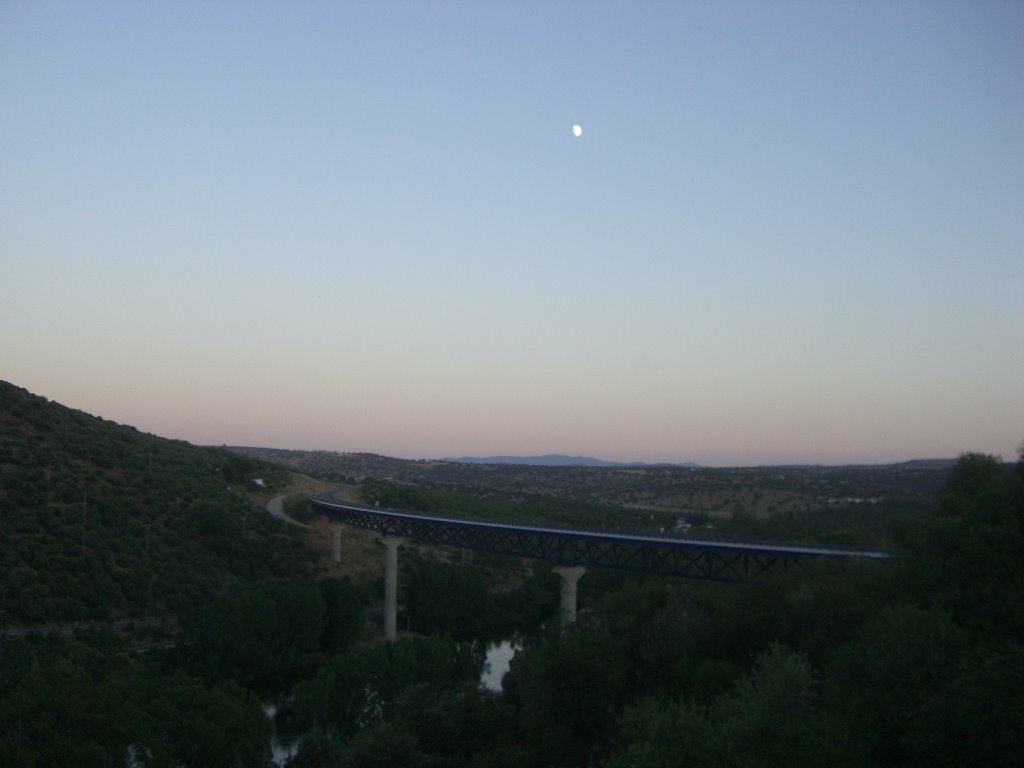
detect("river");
top-left (264, 699), bottom-right (296, 767)
top-left (481, 637), bottom-right (521, 692)
top-left (265, 637), bottom-right (521, 765)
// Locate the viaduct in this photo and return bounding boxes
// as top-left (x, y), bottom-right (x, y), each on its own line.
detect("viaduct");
top-left (309, 491), bottom-right (889, 642)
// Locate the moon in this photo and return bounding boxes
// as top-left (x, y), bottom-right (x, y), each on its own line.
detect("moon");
top-left (572, 124), bottom-right (583, 138)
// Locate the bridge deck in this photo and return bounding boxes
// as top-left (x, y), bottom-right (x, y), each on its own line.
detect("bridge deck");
top-left (310, 492), bottom-right (889, 581)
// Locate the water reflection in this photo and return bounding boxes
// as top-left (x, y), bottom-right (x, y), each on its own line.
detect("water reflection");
top-left (264, 637), bottom-right (522, 765)
top-left (482, 637), bottom-right (521, 692)
top-left (263, 697), bottom-right (298, 767)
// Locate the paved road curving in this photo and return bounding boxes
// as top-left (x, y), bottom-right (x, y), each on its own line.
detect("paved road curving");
top-left (266, 494), bottom-right (311, 529)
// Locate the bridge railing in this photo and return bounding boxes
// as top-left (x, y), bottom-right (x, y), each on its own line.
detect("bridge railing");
top-left (309, 492), bottom-right (890, 562)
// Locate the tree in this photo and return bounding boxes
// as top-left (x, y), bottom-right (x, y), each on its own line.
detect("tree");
top-left (1, 660), bottom-right (122, 767)
top-left (0, 649), bottom-right (270, 768)
top-left (147, 670), bottom-right (271, 768)
top-left (0, 636), bottom-right (33, 697)
top-left (268, 580), bottom-right (327, 670)
top-left (319, 578), bottom-right (365, 653)
top-left (403, 562), bottom-right (493, 639)
top-left (907, 641), bottom-right (1024, 768)
top-left (606, 644), bottom-right (856, 768)
top-left (506, 628), bottom-right (629, 767)
top-left (292, 649), bottom-right (380, 737)
top-left (902, 451), bottom-right (1024, 640)
top-left (714, 643), bottom-right (847, 767)
top-left (291, 635), bottom-right (479, 738)
top-left (605, 697), bottom-right (719, 768)
top-left (390, 681), bottom-right (514, 764)
top-left (937, 452), bottom-right (1015, 527)
top-left (827, 603), bottom-right (965, 765)
top-left (177, 580), bottom-right (326, 683)
top-left (606, 643), bottom-right (856, 768)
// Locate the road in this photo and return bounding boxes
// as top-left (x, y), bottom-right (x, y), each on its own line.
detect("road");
top-left (266, 494), bottom-right (311, 529)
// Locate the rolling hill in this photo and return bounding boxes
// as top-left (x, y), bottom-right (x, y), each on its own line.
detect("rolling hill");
top-left (441, 454), bottom-right (664, 467)
top-left (230, 445), bottom-right (952, 521)
top-left (0, 381), bottom-right (315, 625)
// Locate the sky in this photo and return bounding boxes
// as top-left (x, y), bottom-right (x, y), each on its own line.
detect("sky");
top-left (2, 1), bottom-right (1022, 466)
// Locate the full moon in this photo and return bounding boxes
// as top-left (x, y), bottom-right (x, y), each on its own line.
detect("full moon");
top-left (572, 124), bottom-right (583, 137)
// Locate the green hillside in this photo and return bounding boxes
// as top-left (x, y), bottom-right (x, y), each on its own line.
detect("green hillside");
top-left (0, 381), bottom-right (314, 625)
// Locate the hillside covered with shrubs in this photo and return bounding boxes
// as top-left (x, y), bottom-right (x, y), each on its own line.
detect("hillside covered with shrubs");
top-left (0, 381), bottom-right (314, 624)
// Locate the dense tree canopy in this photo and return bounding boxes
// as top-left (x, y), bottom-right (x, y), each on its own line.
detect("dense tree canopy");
top-left (0, 381), bottom-right (311, 624)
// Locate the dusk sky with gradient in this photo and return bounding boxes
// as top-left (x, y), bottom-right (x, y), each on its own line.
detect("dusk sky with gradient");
top-left (2, 1), bottom-right (1022, 466)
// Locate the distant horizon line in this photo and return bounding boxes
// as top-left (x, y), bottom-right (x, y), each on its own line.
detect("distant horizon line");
top-left (1, 380), bottom-right (983, 471)
top-left (225, 445), bottom-right (964, 470)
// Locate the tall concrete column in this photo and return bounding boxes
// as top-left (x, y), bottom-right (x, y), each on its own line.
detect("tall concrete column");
top-left (382, 536), bottom-right (403, 642)
top-left (553, 566), bottom-right (586, 629)
top-left (331, 524), bottom-right (343, 563)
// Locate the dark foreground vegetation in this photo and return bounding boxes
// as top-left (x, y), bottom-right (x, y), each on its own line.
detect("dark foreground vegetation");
top-left (1, 382), bottom-right (1021, 766)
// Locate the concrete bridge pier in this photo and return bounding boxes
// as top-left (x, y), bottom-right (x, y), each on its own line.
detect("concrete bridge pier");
top-left (382, 536), bottom-right (403, 642)
top-left (553, 566), bottom-right (586, 629)
top-left (331, 523), bottom-right (343, 563)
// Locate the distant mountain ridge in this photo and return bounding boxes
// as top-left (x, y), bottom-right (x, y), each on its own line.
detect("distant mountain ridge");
top-left (441, 453), bottom-right (699, 468)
